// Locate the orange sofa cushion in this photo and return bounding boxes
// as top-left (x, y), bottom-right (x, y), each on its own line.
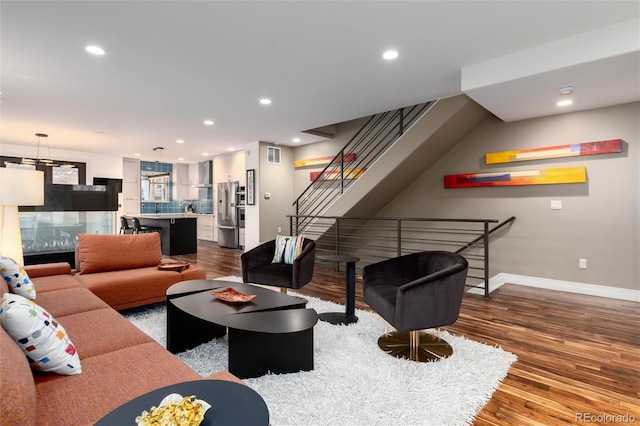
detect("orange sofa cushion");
top-left (76, 233), bottom-right (162, 274)
top-left (34, 342), bottom-right (202, 425)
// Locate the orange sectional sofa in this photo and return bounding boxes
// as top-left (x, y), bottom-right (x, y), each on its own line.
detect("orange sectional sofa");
top-left (0, 233), bottom-right (243, 425)
top-left (73, 232), bottom-right (207, 310)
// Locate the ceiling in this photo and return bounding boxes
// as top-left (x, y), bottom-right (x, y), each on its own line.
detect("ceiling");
top-left (1, 1), bottom-right (638, 163)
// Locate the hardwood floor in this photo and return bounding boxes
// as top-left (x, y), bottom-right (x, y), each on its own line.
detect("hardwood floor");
top-left (174, 242), bottom-right (640, 425)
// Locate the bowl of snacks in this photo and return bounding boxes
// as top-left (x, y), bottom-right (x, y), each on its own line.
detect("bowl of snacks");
top-left (136, 393), bottom-right (211, 426)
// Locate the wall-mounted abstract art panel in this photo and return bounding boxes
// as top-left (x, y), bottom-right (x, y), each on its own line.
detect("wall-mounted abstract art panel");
top-left (294, 153), bottom-right (356, 169)
top-left (310, 168), bottom-right (365, 181)
top-left (444, 166), bottom-right (586, 188)
top-left (485, 139), bottom-right (622, 164)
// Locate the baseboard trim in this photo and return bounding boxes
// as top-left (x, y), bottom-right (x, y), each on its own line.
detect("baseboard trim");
top-left (472, 273), bottom-right (639, 302)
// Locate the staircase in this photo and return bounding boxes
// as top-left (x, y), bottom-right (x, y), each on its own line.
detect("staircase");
top-left (292, 94), bottom-right (490, 234)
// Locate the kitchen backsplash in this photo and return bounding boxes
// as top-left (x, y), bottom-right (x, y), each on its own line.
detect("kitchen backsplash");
top-left (141, 198), bottom-right (213, 214)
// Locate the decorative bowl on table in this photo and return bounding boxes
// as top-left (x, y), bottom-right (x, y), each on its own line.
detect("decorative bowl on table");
top-left (211, 287), bottom-right (256, 303)
top-left (157, 260), bottom-right (190, 272)
top-left (136, 393), bottom-right (211, 426)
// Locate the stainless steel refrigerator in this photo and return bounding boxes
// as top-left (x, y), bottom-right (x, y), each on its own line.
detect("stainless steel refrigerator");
top-left (217, 181), bottom-right (239, 248)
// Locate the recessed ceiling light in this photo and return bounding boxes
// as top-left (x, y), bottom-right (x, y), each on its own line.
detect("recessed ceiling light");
top-left (259, 98), bottom-right (272, 105)
top-left (203, 120), bottom-right (214, 126)
top-left (134, 153), bottom-right (141, 157)
top-left (557, 99), bottom-right (573, 107)
top-left (176, 139), bottom-right (184, 144)
top-left (292, 138), bottom-right (301, 143)
top-left (228, 147), bottom-right (234, 152)
top-left (85, 45), bottom-right (105, 56)
top-left (202, 152), bottom-right (209, 156)
top-left (178, 157), bottom-right (184, 161)
top-left (558, 85), bottom-right (574, 95)
top-left (382, 49), bottom-right (398, 60)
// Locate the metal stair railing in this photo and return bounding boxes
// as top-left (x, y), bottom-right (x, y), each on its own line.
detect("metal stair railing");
top-left (288, 215), bottom-right (516, 298)
top-left (293, 101), bottom-right (433, 232)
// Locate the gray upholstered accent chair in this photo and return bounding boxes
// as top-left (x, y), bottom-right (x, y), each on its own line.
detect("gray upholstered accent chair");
top-left (241, 238), bottom-right (316, 294)
top-left (363, 250), bottom-right (469, 362)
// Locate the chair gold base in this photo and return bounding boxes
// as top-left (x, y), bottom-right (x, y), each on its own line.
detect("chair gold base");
top-left (378, 330), bottom-right (453, 362)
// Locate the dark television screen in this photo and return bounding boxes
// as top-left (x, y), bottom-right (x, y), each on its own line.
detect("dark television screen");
top-left (93, 177), bottom-right (123, 193)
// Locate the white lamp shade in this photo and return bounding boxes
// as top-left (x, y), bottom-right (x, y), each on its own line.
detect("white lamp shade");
top-left (0, 168), bottom-right (44, 206)
top-left (0, 167), bottom-right (44, 265)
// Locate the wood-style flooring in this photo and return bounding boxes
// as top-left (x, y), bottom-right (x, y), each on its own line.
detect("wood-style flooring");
top-left (173, 242), bottom-right (640, 426)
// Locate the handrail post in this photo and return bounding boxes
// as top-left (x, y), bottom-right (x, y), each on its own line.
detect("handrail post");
top-left (335, 217), bottom-right (340, 255)
top-left (399, 108), bottom-right (404, 136)
top-left (290, 215), bottom-right (294, 236)
top-left (340, 149), bottom-right (345, 194)
top-left (483, 220), bottom-right (490, 298)
top-left (397, 219), bottom-right (402, 257)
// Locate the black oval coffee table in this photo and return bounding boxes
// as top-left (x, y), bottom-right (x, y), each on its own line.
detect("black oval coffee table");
top-left (167, 280), bottom-right (318, 379)
top-left (95, 379), bottom-right (269, 426)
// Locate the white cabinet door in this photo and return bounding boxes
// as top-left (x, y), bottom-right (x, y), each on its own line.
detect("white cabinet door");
top-left (122, 158), bottom-right (140, 215)
top-left (196, 215), bottom-right (215, 241)
top-left (188, 163), bottom-right (199, 200)
top-left (173, 163), bottom-right (191, 200)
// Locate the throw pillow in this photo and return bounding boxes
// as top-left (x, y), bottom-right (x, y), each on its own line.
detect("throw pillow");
top-left (0, 293), bottom-right (82, 375)
top-left (0, 256), bottom-right (36, 300)
top-left (272, 235), bottom-right (305, 264)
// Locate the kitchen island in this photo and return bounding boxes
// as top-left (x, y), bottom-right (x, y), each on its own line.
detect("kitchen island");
top-left (135, 214), bottom-right (198, 255)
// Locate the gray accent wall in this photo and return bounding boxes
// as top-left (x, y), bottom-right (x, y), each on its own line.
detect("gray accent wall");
top-left (375, 101), bottom-right (639, 291)
top-left (259, 142), bottom-right (295, 241)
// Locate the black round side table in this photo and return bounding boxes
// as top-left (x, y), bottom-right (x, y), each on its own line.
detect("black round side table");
top-left (95, 380), bottom-right (269, 426)
top-left (317, 254), bottom-right (360, 325)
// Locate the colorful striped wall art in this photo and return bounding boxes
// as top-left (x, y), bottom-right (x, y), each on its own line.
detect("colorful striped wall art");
top-left (295, 153), bottom-right (356, 169)
top-left (485, 139), bottom-right (622, 164)
top-left (444, 166), bottom-right (586, 188)
top-left (310, 168), bottom-right (365, 181)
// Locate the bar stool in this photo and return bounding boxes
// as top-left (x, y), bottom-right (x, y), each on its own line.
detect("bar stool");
top-left (132, 217), bottom-right (161, 234)
top-left (119, 216), bottom-right (134, 234)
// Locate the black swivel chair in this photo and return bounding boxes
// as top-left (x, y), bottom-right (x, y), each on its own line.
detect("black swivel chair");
top-left (363, 250), bottom-right (469, 362)
top-left (132, 217), bottom-right (161, 234)
top-left (241, 237), bottom-right (316, 294)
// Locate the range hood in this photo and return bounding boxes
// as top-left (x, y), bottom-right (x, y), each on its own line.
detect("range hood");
top-left (196, 160), bottom-right (212, 187)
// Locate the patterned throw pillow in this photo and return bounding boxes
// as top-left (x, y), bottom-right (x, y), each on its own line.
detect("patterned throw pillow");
top-left (0, 256), bottom-right (36, 300)
top-left (0, 293), bottom-right (82, 375)
top-left (272, 235), bottom-right (305, 264)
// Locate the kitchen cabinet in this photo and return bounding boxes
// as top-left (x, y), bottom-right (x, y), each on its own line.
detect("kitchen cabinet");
top-left (122, 158), bottom-right (140, 215)
top-left (137, 215), bottom-right (197, 255)
top-left (188, 163), bottom-right (199, 199)
top-left (197, 214), bottom-right (215, 241)
top-left (173, 163), bottom-right (192, 200)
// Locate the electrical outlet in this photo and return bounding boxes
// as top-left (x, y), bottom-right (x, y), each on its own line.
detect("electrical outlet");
top-left (579, 258), bottom-right (587, 269)
top-left (550, 200), bottom-right (562, 210)
top-left (277, 227), bottom-right (281, 233)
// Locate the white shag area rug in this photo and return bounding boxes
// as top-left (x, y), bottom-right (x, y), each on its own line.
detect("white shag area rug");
top-left (124, 277), bottom-right (516, 426)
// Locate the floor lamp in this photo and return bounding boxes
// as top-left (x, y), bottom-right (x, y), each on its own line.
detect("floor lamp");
top-left (0, 167), bottom-right (44, 265)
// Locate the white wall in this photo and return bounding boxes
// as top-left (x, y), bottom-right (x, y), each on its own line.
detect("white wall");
top-left (213, 151), bottom-right (245, 185)
top-left (1, 143), bottom-right (123, 181)
top-left (244, 142), bottom-right (260, 250)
